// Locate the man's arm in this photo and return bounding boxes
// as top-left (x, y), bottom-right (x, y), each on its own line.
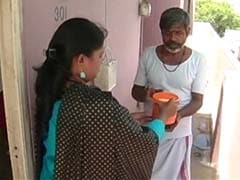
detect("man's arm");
top-left (177, 92), bottom-right (203, 119)
top-left (131, 84), bottom-right (147, 102)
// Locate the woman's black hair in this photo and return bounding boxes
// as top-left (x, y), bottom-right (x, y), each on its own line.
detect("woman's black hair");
top-left (34, 18), bottom-right (107, 178)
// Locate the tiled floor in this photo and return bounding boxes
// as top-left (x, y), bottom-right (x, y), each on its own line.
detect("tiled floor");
top-left (191, 147), bottom-right (218, 180)
top-left (191, 114), bottom-right (218, 180)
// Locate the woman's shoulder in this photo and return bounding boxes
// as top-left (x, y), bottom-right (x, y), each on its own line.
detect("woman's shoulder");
top-left (63, 84), bottom-right (128, 122)
top-left (63, 83), bottom-right (119, 107)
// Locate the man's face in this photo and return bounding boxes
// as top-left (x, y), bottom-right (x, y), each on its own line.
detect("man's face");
top-left (161, 24), bottom-right (189, 53)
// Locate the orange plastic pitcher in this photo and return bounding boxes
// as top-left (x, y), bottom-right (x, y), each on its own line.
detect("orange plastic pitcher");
top-left (152, 92), bottom-right (179, 125)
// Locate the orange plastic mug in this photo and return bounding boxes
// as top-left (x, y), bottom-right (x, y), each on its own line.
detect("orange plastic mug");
top-left (152, 92), bottom-right (179, 125)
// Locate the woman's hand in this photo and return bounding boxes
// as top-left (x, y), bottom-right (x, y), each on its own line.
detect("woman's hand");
top-left (158, 99), bottom-right (178, 123)
top-left (131, 112), bottom-right (152, 125)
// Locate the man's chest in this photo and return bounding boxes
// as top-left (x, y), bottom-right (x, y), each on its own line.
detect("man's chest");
top-left (146, 63), bottom-right (197, 90)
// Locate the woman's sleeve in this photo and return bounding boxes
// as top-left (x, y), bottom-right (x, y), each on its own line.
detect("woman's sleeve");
top-left (112, 102), bottom-right (160, 180)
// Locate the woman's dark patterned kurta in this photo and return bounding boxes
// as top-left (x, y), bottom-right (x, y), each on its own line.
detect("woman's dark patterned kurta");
top-left (54, 84), bottom-right (159, 180)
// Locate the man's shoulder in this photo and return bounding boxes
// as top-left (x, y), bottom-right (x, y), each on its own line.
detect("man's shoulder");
top-left (191, 49), bottom-right (205, 59)
top-left (143, 46), bottom-right (156, 55)
top-left (141, 46), bottom-right (158, 64)
top-left (188, 48), bottom-right (206, 66)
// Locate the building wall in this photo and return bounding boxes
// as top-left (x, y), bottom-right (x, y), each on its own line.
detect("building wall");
top-left (22, 0), bottom-right (142, 120)
top-left (106, 0), bottom-right (141, 111)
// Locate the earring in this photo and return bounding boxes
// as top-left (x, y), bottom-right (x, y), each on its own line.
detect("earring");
top-left (79, 71), bottom-right (86, 79)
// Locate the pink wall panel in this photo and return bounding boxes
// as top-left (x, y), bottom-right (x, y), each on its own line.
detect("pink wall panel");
top-left (23, 0), bottom-right (106, 119)
top-left (22, 0), bottom-right (141, 119)
top-left (106, 0), bottom-right (141, 111)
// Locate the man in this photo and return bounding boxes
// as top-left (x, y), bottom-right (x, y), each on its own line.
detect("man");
top-left (132, 7), bottom-right (207, 180)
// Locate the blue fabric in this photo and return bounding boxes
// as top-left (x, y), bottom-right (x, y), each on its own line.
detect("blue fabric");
top-left (40, 101), bottom-right (61, 180)
top-left (147, 119), bottom-right (165, 140)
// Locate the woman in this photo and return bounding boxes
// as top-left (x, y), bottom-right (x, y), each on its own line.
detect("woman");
top-left (35, 18), bottom-right (177, 180)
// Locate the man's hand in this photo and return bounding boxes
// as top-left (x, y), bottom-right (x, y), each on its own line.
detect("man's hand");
top-left (165, 112), bottom-right (181, 132)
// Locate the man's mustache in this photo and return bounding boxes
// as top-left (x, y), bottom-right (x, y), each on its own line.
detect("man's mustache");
top-left (165, 41), bottom-right (182, 49)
